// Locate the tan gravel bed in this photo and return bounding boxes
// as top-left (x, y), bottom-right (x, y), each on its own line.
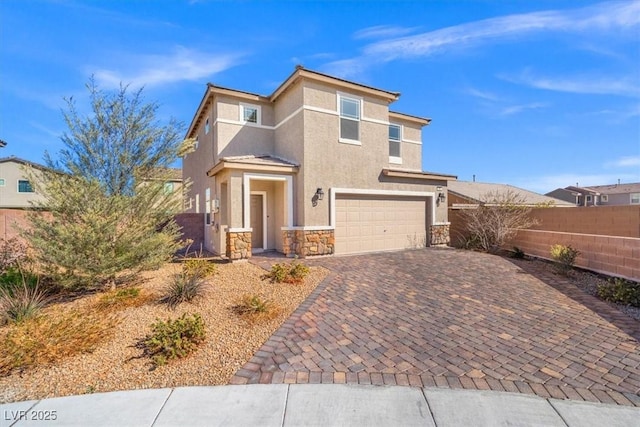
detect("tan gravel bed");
top-left (0, 262), bottom-right (328, 403)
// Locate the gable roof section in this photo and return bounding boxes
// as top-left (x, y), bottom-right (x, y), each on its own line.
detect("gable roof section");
top-left (583, 182), bottom-right (640, 195)
top-left (448, 180), bottom-right (575, 207)
top-left (0, 155), bottom-right (51, 172)
top-left (186, 66), bottom-right (428, 139)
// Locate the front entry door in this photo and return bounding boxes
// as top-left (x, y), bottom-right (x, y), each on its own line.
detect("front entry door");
top-left (250, 194), bottom-right (264, 250)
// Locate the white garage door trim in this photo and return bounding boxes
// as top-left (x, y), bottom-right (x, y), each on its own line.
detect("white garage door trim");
top-left (329, 188), bottom-right (436, 228)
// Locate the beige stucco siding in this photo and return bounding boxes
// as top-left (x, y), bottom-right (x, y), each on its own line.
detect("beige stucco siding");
top-left (274, 81), bottom-right (304, 123)
top-left (0, 162), bottom-right (47, 208)
top-left (215, 96), bottom-right (275, 159)
top-left (182, 106), bottom-right (214, 214)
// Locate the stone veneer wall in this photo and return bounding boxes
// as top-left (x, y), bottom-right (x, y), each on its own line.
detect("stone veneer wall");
top-left (226, 231), bottom-right (252, 260)
top-left (283, 229), bottom-right (335, 258)
top-left (430, 223), bottom-right (450, 246)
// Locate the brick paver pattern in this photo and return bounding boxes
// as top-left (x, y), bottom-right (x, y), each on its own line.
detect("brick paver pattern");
top-left (231, 249), bottom-right (640, 406)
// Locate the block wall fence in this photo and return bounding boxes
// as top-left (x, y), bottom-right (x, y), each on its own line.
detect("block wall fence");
top-left (449, 205), bottom-right (640, 282)
top-left (0, 209), bottom-right (205, 251)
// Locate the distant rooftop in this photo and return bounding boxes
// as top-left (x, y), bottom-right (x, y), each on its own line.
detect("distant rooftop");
top-left (448, 180), bottom-right (575, 207)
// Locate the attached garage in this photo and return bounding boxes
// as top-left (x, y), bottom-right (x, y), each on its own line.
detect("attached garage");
top-left (334, 193), bottom-right (432, 255)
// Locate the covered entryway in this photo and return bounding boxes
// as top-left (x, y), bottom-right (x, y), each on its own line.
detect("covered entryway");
top-left (334, 194), bottom-right (430, 255)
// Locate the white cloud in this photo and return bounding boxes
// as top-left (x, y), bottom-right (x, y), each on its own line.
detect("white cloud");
top-left (325, 1), bottom-right (640, 78)
top-left (605, 156), bottom-right (640, 168)
top-left (499, 102), bottom-right (547, 116)
top-left (92, 47), bottom-right (242, 88)
top-left (353, 25), bottom-right (419, 40)
top-left (463, 87), bottom-right (501, 102)
top-left (501, 70), bottom-right (640, 97)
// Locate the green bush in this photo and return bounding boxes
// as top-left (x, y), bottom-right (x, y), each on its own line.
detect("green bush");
top-left (0, 268), bottom-right (48, 324)
top-left (182, 259), bottom-right (217, 278)
top-left (597, 278), bottom-right (640, 307)
top-left (232, 294), bottom-right (271, 315)
top-left (144, 313), bottom-right (205, 366)
top-left (264, 260), bottom-right (310, 284)
top-left (161, 272), bottom-right (206, 309)
top-left (550, 244), bottom-right (580, 274)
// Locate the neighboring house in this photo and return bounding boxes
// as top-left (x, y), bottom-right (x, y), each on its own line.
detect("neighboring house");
top-left (183, 66), bottom-right (456, 260)
top-left (0, 156), bottom-right (48, 208)
top-left (142, 167), bottom-right (185, 210)
top-left (546, 183), bottom-right (640, 206)
top-left (449, 181), bottom-right (575, 208)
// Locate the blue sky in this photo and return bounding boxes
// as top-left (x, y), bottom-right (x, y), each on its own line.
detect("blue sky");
top-left (1, 0), bottom-right (638, 193)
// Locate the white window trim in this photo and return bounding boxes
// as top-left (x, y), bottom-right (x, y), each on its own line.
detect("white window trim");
top-left (586, 195), bottom-right (592, 203)
top-left (389, 123), bottom-right (402, 164)
top-left (17, 179), bottom-right (34, 194)
top-left (631, 193), bottom-right (640, 204)
top-left (601, 194), bottom-right (608, 203)
top-left (337, 92), bottom-right (362, 144)
top-left (240, 103), bottom-right (261, 126)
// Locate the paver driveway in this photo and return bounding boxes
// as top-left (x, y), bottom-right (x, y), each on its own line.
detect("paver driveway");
top-left (232, 249), bottom-right (640, 406)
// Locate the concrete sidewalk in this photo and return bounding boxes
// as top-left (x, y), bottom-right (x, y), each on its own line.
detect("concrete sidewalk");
top-left (2, 385), bottom-right (639, 426)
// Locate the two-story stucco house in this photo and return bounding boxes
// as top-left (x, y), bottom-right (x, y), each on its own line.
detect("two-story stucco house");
top-left (0, 156), bottom-right (48, 209)
top-left (183, 66), bottom-right (456, 260)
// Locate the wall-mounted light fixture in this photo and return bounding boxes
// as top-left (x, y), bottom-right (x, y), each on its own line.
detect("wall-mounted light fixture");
top-left (436, 186), bottom-right (445, 205)
top-left (312, 187), bottom-right (324, 207)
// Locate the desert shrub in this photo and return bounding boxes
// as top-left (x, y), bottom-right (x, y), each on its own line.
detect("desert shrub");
top-left (0, 307), bottom-right (117, 375)
top-left (182, 259), bottom-right (217, 278)
top-left (264, 260), bottom-right (310, 284)
top-left (232, 294), bottom-right (271, 315)
top-left (511, 247), bottom-right (526, 259)
top-left (597, 278), bottom-right (640, 307)
top-left (21, 80), bottom-right (184, 291)
top-left (458, 189), bottom-right (541, 253)
top-left (0, 238), bottom-right (29, 274)
top-left (143, 313), bottom-right (205, 366)
top-left (0, 267), bottom-right (48, 324)
top-left (550, 244), bottom-right (580, 274)
top-left (96, 287), bottom-right (152, 311)
top-left (232, 294), bottom-right (280, 324)
top-left (161, 272), bottom-right (207, 309)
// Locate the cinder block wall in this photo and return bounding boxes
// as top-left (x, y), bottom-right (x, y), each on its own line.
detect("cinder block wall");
top-left (449, 205), bottom-right (640, 281)
top-left (174, 213), bottom-right (205, 250)
top-left (0, 209), bottom-right (30, 241)
top-left (528, 206), bottom-right (640, 237)
top-left (510, 230), bottom-right (640, 282)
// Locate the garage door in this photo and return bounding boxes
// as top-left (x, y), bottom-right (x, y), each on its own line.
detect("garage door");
top-left (335, 195), bottom-right (428, 255)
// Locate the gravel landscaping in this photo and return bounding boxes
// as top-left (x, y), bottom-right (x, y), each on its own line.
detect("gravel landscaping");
top-left (0, 261), bottom-right (328, 403)
top-left (511, 257), bottom-right (640, 321)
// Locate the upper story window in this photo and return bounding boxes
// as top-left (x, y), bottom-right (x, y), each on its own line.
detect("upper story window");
top-left (18, 180), bottom-right (34, 193)
top-left (240, 103), bottom-right (261, 125)
top-left (0, 178), bottom-right (5, 186)
top-left (164, 182), bottom-right (175, 195)
top-left (389, 124), bottom-right (402, 163)
top-left (339, 94), bottom-right (361, 142)
top-left (631, 193), bottom-right (640, 204)
top-left (194, 136), bottom-right (199, 150)
top-left (205, 118), bottom-right (210, 134)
